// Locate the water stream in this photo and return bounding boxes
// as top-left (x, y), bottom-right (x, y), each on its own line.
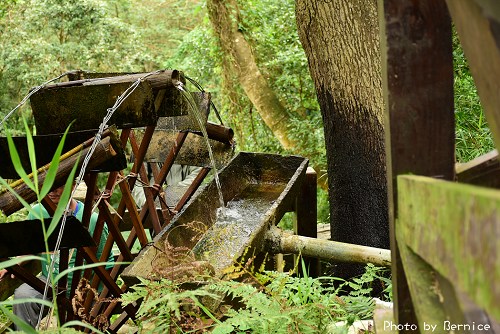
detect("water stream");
top-left (174, 82), bottom-right (225, 208)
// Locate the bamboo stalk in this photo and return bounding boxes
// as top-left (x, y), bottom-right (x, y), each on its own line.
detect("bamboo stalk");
top-left (266, 226), bottom-right (391, 267)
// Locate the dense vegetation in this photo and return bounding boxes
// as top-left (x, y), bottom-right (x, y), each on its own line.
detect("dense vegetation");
top-left (0, 0), bottom-right (493, 332)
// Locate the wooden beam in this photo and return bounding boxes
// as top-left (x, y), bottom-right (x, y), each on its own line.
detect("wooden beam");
top-left (378, 0), bottom-right (455, 330)
top-left (398, 175), bottom-right (500, 321)
top-left (294, 167), bottom-right (320, 277)
top-left (0, 128), bottom-right (126, 179)
top-left (31, 81), bottom-right (157, 134)
top-left (142, 130), bottom-right (235, 168)
top-left (456, 149), bottom-right (500, 187)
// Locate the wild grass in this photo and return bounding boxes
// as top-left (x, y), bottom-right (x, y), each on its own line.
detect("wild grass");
top-left (122, 251), bottom-right (389, 334)
top-left (453, 32), bottom-right (495, 162)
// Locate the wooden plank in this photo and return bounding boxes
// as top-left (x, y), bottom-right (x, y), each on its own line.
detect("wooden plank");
top-left (31, 81), bottom-right (156, 134)
top-left (157, 91), bottom-right (210, 126)
top-left (0, 260), bottom-right (40, 301)
top-left (456, 150), bottom-right (500, 188)
top-left (378, 0), bottom-right (455, 329)
top-left (398, 236), bottom-right (464, 332)
top-left (143, 130), bottom-right (235, 168)
top-left (398, 175), bottom-right (500, 321)
top-left (0, 216), bottom-right (95, 258)
top-left (0, 136), bottom-right (117, 216)
top-left (446, 0), bottom-right (500, 151)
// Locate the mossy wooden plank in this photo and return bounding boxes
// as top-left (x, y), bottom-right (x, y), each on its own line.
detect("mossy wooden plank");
top-left (398, 232), bottom-right (465, 332)
top-left (156, 92), bottom-right (210, 132)
top-left (446, 0), bottom-right (500, 152)
top-left (31, 81), bottom-right (156, 134)
top-left (143, 130), bottom-right (235, 168)
top-left (397, 175), bottom-right (500, 321)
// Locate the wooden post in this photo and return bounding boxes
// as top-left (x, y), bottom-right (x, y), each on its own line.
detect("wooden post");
top-left (378, 0), bottom-right (455, 331)
top-left (295, 167), bottom-right (320, 277)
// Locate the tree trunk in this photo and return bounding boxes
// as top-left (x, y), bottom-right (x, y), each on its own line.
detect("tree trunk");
top-left (296, 0), bottom-right (389, 275)
top-left (207, 0), bottom-right (300, 150)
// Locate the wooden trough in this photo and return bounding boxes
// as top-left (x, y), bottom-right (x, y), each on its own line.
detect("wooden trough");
top-left (122, 152), bottom-right (390, 285)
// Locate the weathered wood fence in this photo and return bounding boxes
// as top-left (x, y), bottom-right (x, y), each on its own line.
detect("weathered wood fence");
top-left (378, 0), bottom-right (499, 332)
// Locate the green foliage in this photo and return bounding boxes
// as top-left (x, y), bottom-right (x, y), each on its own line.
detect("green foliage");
top-left (453, 31), bottom-right (495, 162)
top-left (122, 261), bottom-right (389, 333)
top-left (0, 123), bottom-right (111, 332)
top-left (0, 0), bottom-right (153, 130)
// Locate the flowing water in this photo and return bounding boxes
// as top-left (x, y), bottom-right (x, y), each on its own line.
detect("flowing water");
top-left (193, 183), bottom-right (286, 272)
top-left (174, 82), bottom-right (225, 208)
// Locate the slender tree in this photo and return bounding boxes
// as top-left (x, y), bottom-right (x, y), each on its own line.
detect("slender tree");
top-left (207, 0), bottom-right (301, 150)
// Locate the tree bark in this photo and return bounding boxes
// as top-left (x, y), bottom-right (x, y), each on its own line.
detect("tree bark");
top-left (296, 0), bottom-right (389, 275)
top-left (207, 0), bottom-right (300, 150)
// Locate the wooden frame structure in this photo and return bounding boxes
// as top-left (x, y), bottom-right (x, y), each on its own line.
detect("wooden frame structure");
top-left (0, 69), bottom-right (321, 332)
top-left (0, 70), bottom-right (237, 331)
top-left (379, 0), bottom-right (499, 332)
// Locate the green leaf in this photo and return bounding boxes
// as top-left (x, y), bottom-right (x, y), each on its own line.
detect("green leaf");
top-left (5, 127), bottom-right (34, 192)
top-left (0, 297), bottom-right (53, 309)
top-left (47, 153), bottom-right (79, 237)
top-left (23, 117), bottom-right (38, 193)
top-left (0, 255), bottom-right (43, 270)
top-left (0, 305), bottom-right (37, 334)
top-left (62, 320), bottom-right (104, 334)
top-left (40, 122), bottom-right (73, 199)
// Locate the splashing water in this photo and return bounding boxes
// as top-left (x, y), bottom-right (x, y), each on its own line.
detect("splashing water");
top-left (174, 82), bottom-right (225, 208)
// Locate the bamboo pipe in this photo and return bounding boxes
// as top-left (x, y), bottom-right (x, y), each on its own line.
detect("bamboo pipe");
top-left (0, 136), bottom-right (117, 216)
top-left (266, 226), bottom-right (391, 268)
top-left (191, 121), bottom-right (234, 145)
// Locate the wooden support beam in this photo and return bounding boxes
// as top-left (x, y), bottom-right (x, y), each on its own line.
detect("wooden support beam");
top-left (294, 167), bottom-right (320, 277)
top-left (143, 129), bottom-right (235, 168)
top-left (0, 261), bottom-right (40, 301)
top-left (456, 150), bottom-right (500, 188)
top-left (378, 0), bottom-right (455, 330)
top-left (0, 128), bottom-right (125, 179)
top-left (267, 226), bottom-right (391, 268)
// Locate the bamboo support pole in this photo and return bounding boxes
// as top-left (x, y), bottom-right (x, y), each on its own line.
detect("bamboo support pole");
top-left (267, 226), bottom-right (391, 268)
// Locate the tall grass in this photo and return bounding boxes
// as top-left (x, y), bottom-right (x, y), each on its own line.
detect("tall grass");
top-left (453, 32), bottom-right (495, 162)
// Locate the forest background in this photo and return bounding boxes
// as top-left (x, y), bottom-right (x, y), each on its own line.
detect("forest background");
top-left (0, 0), bottom-right (493, 226)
